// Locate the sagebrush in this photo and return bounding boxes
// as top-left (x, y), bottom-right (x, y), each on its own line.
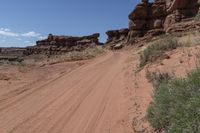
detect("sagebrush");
top-left (140, 36), bottom-right (178, 67)
top-left (147, 69), bottom-right (200, 132)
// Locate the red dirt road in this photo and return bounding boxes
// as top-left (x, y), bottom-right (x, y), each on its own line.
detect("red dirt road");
top-left (0, 52), bottom-right (138, 133)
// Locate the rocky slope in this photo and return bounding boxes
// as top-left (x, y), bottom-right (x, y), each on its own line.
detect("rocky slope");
top-left (106, 0), bottom-right (200, 49)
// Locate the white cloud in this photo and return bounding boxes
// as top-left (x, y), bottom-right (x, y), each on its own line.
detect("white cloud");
top-left (22, 31), bottom-right (40, 37)
top-left (0, 28), bottom-right (46, 47)
top-left (0, 28), bottom-right (11, 32)
top-left (38, 36), bottom-right (46, 40)
top-left (0, 28), bottom-right (18, 37)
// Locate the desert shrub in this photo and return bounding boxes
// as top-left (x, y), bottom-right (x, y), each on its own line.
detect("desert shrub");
top-left (140, 36), bottom-right (178, 67)
top-left (178, 31), bottom-right (200, 46)
top-left (64, 46), bottom-right (104, 61)
top-left (147, 68), bottom-right (200, 132)
top-left (146, 71), bottom-right (172, 88)
top-left (21, 46), bottom-right (104, 65)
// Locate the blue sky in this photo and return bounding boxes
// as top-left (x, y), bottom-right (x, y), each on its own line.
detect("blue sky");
top-left (0, 0), bottom-right (142, 47)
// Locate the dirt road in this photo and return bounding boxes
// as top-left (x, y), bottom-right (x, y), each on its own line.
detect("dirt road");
top-left (0, 51), bottom-right (139, 133)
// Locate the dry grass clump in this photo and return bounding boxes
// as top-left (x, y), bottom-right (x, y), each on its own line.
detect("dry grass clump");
top-left (140, 36), bottom-right (178, 67)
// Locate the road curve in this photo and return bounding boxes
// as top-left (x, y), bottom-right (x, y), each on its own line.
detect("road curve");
top-left (0, 52), bottom-right (134, 133)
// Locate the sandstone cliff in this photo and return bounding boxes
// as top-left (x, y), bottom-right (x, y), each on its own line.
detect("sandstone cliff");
top-left (106, 0), bottom-right (200, 48)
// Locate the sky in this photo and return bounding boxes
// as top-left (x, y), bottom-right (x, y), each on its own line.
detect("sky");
top-left (0, 0), bottom-right (143, 47)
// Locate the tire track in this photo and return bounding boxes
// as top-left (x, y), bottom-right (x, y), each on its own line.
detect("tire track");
top-left (10, 66), bottom-right (109, 133)
top-left (0, 51), bottom-right (135, 133)
top-left (0, 52), bottom-right (113, 111)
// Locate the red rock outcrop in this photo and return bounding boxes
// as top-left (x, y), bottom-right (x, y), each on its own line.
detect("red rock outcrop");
top-left (24, 33), bottom-right (101, 55)
top-left (127, 0), bottom-right (167, 42)
top-left (105, 28), bottom-right (129, 49)
top-left (106, 0), bottom-right (200, 46)
top-left (164, 0), bottom-right (200, 32)
top-left (106, 28), bottom-right (129, 43)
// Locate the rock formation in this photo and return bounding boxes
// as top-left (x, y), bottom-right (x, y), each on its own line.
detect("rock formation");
top-left (129, 0), bottom-right (200, 36)
top-left (164, 0), bottom-right (200, 32)
top-left (106, 28), bottom-right (129, 43)
top-left (0, 48), bottom-right (25, 62)
top-left (24, 33), bottom-right (101, 55)
top-left (105, 29), bottom-right (129, 49)
top-left (127, 0), bottom-right (167, 43)
top-left (106, 0), bottom-right (200, 47)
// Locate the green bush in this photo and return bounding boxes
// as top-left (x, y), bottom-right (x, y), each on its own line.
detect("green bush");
top-left (146, 71), bottom-right (172, 88)
top-left (140, 37), bottom-right (178, 67)
top-left (147, 69), bottom-right (200, 132)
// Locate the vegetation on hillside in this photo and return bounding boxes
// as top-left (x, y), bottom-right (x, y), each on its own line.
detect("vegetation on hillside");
top-left (140, 36), bottom-right (178, 67)
top-left (63, 46), bottom-right (104, 61)
top-left (147, 69), bottom-right (200, 132)
top-left (20, 46), bottom-right (104, 66)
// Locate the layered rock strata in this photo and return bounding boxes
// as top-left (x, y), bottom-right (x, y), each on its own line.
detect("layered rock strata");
top-left (24, 33), bottom-right (101, 55)
top-left (106, 0), bottom-right (200, 47)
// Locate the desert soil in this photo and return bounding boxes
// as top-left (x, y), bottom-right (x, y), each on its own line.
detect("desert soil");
top-left (0, 50), bottom-right (153, 133)
top-left (0, 45), bottom-right (198, 133)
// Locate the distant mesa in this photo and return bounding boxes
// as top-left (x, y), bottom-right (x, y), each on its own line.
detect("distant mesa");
top-left (0, 47), bottom-right (26, 62)
top-left (24, 33), bottom-right (101, 55)
top-left (0, 33), bottom-right (101, 61)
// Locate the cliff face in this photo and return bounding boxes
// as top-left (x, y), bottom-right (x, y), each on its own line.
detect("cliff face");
top-left (106, 0), bottom-right (200, 47)
top-left (24, 33), bottom-right (101, 55)
top-left (128, 0), bottom-right (166, 42)
top-left (128, 0), bottom-right (200, 40)
top-left (164, 0), bottom-right (200, 31)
